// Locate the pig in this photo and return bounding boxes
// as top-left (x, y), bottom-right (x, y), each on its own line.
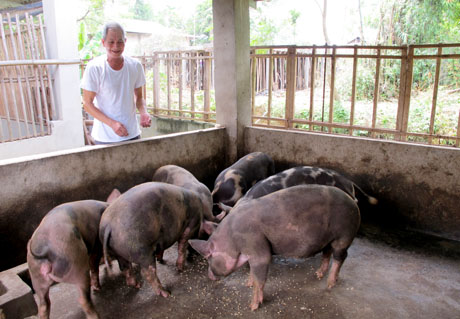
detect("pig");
top-left (190, 184), bottom-right (360, 311)
top-left (212, 152), bottom-right (275, 207)
top-left (27, 189), bottom-right (121, 319)
top-left (99, 182), bottom-right (205, 297)
top-left (221, 165), bottom-right (377, 212)
top-left (152, 164), bottom-right (223, 222)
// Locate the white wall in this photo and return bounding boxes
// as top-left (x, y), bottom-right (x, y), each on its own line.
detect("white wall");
top-left (0, 0), bottom-right (84, 160)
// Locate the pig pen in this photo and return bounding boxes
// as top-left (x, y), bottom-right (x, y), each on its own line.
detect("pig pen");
top-left (1, 125), bottom-right (459, 318)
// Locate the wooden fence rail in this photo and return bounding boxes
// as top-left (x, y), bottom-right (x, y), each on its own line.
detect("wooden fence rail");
top-left (0, 13), bottom-right (56, 143)
top-left (250, 44), bottom-right (460, 147)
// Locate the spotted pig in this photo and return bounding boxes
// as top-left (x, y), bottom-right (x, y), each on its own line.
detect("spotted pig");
top-left (152, 164), bottom-right (223, 222)
top-left (237, 165), bottom-right (378, 207)
top-left (212, 152), bottom-right (275, 207)
top-left (190, 185), bottom-right (360, 311)
top-left (27, 189), bottom-right (120, 319)
top-left (99, 182), bottom-right (206, 297)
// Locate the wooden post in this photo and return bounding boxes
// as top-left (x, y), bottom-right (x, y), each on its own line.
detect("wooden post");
top-left (328, 46), bottom-right (337, 133)
top-left (153, 52), bottom-right (160, 115)
top-left (428, 46), bottom-right (442, 144)
top-left (309, 46), bottom-right (316, 130)
top-left (371, 48), bottom-right (381, 138)
top-left (400, 45), bottom-right (414, 141)
top-left (456, 109), bottom-right (460, 147)
top-left (204, 51), bottom-right (211, 121)
top-left (38, 15), bottom-right (56, 122)
top-left (350, 46), bottom-right (358, 136)
top-left (396, 46), bottom-right (408, 140)
top-left (0, 14), bottom-right (18, 140)
top-left (167, 52), bottom-right (171, 115)
top-left (251, 50), bottom-right (256, 124)
top-left (28, 14), bottom-right (51, 134)
top-left (285, 46), bottom-right (297, 129)
top-left (7, 13), bottom-right (29, 138)
top-left (179, 52), bottom-right (183, 112)
top-left (268, 48), bottom-right (273, 126)
top-left (190, 52), bottom-right (196, 119)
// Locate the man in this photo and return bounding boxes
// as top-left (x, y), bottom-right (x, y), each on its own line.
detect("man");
top-left (81, 21), bottom-right (151, 144)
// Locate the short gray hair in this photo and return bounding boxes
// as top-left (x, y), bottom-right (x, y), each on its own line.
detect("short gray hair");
top-left (102, 22), bottom-right (126, 41)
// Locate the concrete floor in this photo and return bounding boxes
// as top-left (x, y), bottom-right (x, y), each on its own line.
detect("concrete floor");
top-left (24, 224), bottom-right (460, 319)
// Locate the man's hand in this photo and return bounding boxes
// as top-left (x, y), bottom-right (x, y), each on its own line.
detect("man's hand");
top-left (140, 112), bottom-right (152, 128)
top-left (111, 121), bottom-right (129, 136)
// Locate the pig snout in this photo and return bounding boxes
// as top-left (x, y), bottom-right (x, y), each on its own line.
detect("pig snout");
top-left (208, 267), bottom-right (217, 281)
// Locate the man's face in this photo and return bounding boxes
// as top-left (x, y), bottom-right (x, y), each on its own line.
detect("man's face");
top-left (102, 28), bottom-right (125, 59)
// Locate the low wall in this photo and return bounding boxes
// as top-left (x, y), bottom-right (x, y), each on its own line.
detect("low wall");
top-left (142, 117), bottom-right (215, 137)
top-left (2, 124), bottom-right (459, 271)
top-left (244, 127), bottom-right (460, 241)
top-left (0, 127), bottom-right (226, 271)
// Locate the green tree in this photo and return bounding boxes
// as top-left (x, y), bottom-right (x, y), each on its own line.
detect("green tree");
top-left (185, 0), bottom-right (213, 45)
top-left (375, 0), bottom-right (460, 45)
top-left (77, 0), bottom-right (105, 59)
top-left (250, 1), bottom-right (278, 45)
top-left (289, 9), bottom-right (300, 42)
top-left (131, 0), bottom-right (153, 21)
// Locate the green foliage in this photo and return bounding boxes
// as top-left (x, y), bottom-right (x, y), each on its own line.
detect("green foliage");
top-left (355, 66), bottom-right (375, 101)
top-left (250, 1), bottom-right (278, 45)
top-left (378, 0), bottom-right (460, 44)
top-left (153, 5), bottom-right (184, 30)
top-left (186, 0), bottom-right (213, 45)
top-left (131, 0), bottom-right (153, 20)
top-left (77, 0), bottom-right (105, 59)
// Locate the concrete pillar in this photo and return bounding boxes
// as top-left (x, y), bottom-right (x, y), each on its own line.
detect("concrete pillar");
top-left (212, 0), bottom-right (251, 164)
top-left (42, 0), bottom-right (84, 141)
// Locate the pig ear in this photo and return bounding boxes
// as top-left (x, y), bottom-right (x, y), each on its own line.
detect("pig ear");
top-left (201, 220), bottom-right (218, 235)
top-left (106, 188), bottom-right (121, 204)
top-left (214, 211), bottom-right (226, 222)
top-left (188, 239), bottom-right (211, 258)
top-left (217, 202), bottom-right (232, 213)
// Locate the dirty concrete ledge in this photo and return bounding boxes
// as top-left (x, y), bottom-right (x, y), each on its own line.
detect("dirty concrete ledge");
top-left (0, 263), bottom-right (37, 319)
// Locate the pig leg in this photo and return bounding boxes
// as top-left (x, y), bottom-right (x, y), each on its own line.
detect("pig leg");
top-left (141, 264), bottom-right (170, 297)
top-left (176, 227), bottom-right (192, 271)
top-left (36, 288), bottom-right (51, 319)
top-left (316, 246), bottom-right (332, 280)
top-left (76, 276), bottom-right (99, 319)
top-left (27, 255), bottom-right (53, 319)
top-left (247, 247), bottom-right (271, 310)
top-left (118, 258), bottom-right (141, 288)
top-left (326, 245), bottom-right (349, 289)
top-left (89, 252), bottom-right (102, 290)
top-left (31, 275), bottom-right (52, 319)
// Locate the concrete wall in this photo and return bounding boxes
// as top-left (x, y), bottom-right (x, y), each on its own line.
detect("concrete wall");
top-left (0, 128), bottom-right (226, 271)
top-left (1, 125), bottom-right (459, 271)
top-left (244, 127), bottom-right (460, 241)
top-left (141, 117), bottom-right (215, 137)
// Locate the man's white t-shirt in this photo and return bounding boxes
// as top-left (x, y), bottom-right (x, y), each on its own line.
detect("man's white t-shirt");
top-left (81, 55), bottom-right (146, 142)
